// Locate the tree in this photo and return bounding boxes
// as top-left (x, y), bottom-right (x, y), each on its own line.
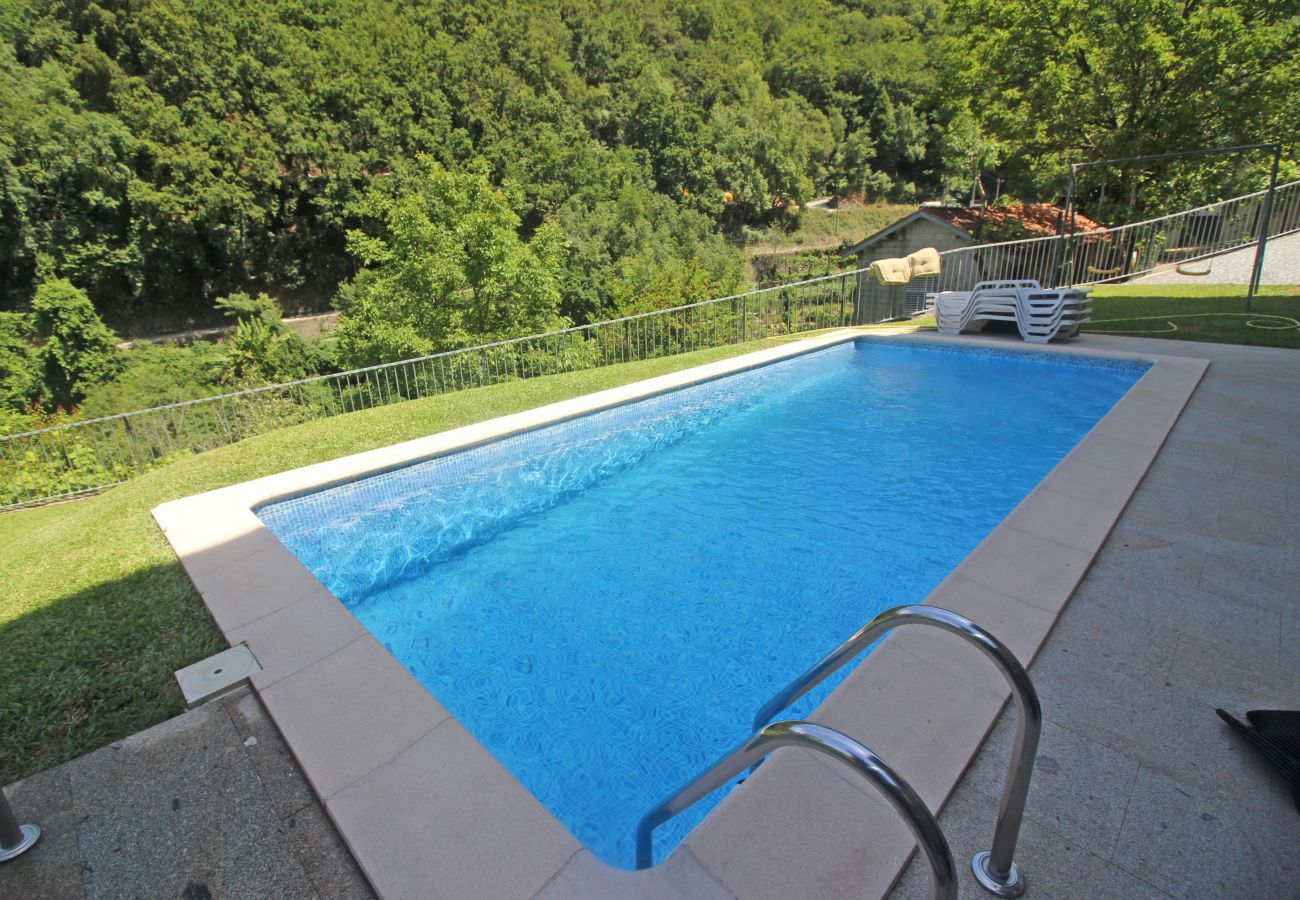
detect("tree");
top-left (31, 278), bottom-right (121, 407)
top-left (0, 311), bottom-right (38, 410)
top-left (943, 0), bottom-right (1299, 202)
top-left (937, 108), bottom-right (1002, 203)
top-left (215, 292), bottom-right (325, 385)
top-left (333, 160), bottom-right (568, 366)
top-left (0, 40), bottom-right (137, 317)
top-left (0, 0), bottom-right (956, 329)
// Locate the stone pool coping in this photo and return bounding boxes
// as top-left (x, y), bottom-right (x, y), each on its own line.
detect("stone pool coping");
top-left (152, 330), bottom-right (1208, 900)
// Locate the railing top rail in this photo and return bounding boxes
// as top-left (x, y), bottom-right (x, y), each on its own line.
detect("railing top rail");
top-left (0, 266), bottom-right (871, 443)
top-left (5, 179), bottom-right (1293, 446)
top-left (940, 231), bottom-right (1063, 255)
top-left (1077, 178), bottom-right (1299, 234)
top-left (940, 179), bottom-right (1300, 256)
top-left (633, 720), bottom-right (957, 900)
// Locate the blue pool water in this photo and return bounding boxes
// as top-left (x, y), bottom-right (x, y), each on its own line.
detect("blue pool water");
top-left (259, 339), bottom-right (1147, 868)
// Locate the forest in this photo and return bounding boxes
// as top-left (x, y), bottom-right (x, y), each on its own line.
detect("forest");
top-left (0, 0), bottom-right (1295, 430)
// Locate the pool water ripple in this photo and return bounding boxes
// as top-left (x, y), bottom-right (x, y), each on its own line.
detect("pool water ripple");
top-left (259, 339), bottom-right (1146, 868)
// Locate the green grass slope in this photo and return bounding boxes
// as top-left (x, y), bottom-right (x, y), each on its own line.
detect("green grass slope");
top-left (0, 334), bottom-right (847, 780)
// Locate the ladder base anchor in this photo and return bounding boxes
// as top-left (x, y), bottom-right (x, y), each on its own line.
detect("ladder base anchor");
top-left (971, 851), bottom-right (1024, 898)
top-left (0, 824), bottom-right (40, 863)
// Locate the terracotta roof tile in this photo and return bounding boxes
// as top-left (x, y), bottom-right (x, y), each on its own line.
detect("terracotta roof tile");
top-left (925, 203), bottom-right (1106, 236)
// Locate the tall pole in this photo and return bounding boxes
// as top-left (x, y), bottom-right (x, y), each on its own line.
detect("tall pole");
top-left (1246, 144), bottom-right (1281, 311)
top-left (1054, 166), bottom-right (1078, 289)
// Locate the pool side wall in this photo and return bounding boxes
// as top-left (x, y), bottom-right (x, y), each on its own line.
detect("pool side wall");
top-left (152, 329), bottom-right (1208, 900)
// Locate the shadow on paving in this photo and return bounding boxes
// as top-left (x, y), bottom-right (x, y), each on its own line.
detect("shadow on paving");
top-left (0, 686), bottom-right (374, 900)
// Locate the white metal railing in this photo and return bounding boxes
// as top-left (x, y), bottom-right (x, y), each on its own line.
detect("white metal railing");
top-left (867, 179), bottom-right (1300, 324)
top-left (1, 270), bottom-right (861, 508)
top-left (935, 179), bottom-right (1300, 295)
top-left (4, 179), bottom-right (1295, 509)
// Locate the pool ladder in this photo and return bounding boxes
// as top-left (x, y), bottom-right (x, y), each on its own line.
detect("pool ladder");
top-left (634, 605), bottom-right (1041, 900)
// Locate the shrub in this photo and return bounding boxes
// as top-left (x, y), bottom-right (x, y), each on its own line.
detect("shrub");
top-left (77, 342), bottom-right (229, 419)
top-left (0, 312), bottom-right (39, 410)
top-left (214, 290), bottom-right (331, 386)
top-left (31, 279), bottom-right (122, 408)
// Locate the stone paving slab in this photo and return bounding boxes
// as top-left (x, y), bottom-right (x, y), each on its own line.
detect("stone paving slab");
top-left (0, 764), bottom-right (82, 900)
top-left (888, 335), bottom-right (1300, 900)
top-left (8, 331), bottom-right (1297, 898)
top-left (891, 780), bottom-right (1171, 900)
top-left (325, 717), bottom-right (581, 900)
top-left (533, 847), bottom-right (735, 900)
top-left (0, 688), bottom-right (374, 900)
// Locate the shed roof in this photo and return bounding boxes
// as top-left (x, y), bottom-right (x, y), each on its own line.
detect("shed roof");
top-left (843, 204), bottom-right (1107, 256)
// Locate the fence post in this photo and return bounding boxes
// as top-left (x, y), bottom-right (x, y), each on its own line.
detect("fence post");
top-left (0, 787), bottom-right (40, 862)
top-left (1246, 144), bottom-right (1281, 311)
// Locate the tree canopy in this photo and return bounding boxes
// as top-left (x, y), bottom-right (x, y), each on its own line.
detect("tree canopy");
top-left (0, 0), bottom-right (1292, 354)
top-left (942, 0), bottom-right (1298, 208)
top-left (0, 0), bottom-right (946, 331)
top-left (333, 160), bottom-right (569, 366)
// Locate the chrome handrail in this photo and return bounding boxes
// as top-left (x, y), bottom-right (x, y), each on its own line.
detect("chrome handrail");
top-left (752, 605), bottom-right (1042, 898)
top-left (634, 720), bottom-right (957, 900)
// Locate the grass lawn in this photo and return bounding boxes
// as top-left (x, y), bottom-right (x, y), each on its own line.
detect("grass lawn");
top-left (741, 201), bottom-right (915, 256)
top-left (0, 328), bottom-right (897, 782)
top-left (1085, 284), bottom-right (1300, 349)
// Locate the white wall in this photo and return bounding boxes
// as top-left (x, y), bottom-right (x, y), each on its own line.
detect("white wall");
top-left (851, 219), bottom-right (971, 321)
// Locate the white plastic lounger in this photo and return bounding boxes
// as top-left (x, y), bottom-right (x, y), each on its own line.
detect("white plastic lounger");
top-left (935, 280), bottom-right (1092, 344)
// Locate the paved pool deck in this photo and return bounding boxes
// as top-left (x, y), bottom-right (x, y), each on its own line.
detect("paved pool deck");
top-left (889, 334), bottom-right (1300, 899)
top-left (3, 331), bottom-right (1297, 899)
top-left (1130, 231), bottom-right (1300, 286)
top-left (0, 686), bottom-right (373, 900)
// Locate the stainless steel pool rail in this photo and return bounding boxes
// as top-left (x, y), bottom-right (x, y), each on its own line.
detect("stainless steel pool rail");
top-left (751, 605), bottom-right (1042, 898)
top-left (633, 720), bottom-right (957, 900)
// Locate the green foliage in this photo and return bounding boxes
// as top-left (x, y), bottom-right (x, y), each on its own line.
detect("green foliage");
top-left (0, 310), bottom-right (38, 409)
top-left (0, 0), bottom-right (946, 330)
top-left (31, 277), bottom-right (121, 407)
top-left (936, 108), bottom-right (1002, 202)
top-left (221, 317), bottom-right (327, 385)
top-left (77, 341), bottom-right (228, 418)
top-left (334, 160), bottom-right (569, 366)
top-left (215, 290), bottom-right (328, 384)
top-left (943, 0), bottom-right (1299, 209)
top-left (0, 37), bottom-right (137, 317)
top-left (215, 292), bottom-right (285, 331)
top-left (558, 176), bottom-right (749, 323)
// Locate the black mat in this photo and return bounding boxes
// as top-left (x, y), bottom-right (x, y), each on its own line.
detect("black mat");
top-left (1216, 708), bottom-right (1300, 813)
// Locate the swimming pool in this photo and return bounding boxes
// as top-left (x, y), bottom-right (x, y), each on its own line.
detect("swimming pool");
top-left (258, 338), bottom-right (1147, 868)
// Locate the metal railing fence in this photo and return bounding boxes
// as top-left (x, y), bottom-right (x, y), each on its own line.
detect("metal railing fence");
top-left (4, 179), bottom-right (1296, 509)
top-left (1, 270), bottom-right (861, 509)
top-left (933, 179), bottom-right (1300, 297)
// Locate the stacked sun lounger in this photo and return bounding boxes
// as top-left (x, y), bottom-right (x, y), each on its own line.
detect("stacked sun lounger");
top-left (934, 280), bottom-right (1092, 344)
